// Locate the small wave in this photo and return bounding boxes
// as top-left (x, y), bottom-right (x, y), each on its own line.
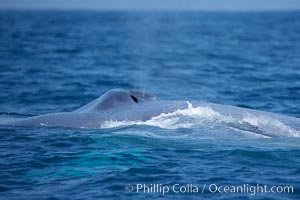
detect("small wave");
top-left (101, 102), bottom-right (300, 137)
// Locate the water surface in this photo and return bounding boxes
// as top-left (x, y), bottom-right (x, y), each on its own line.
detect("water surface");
top-left (0, 11), bottom-right (300, 199)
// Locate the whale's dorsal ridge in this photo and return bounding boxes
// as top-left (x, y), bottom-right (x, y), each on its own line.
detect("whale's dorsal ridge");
top-left (73, 88), bottom-right (157, 113)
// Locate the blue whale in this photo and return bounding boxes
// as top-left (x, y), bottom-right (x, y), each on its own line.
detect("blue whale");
top-left (1, 89), bottom-right (300, 137)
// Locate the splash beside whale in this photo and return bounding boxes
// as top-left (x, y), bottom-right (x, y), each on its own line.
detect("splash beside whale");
top-left (1, 89), bottom-right (300, 137)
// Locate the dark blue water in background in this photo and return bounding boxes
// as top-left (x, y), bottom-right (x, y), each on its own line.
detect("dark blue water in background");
top-left (0, 11), bottom-right (300, 199)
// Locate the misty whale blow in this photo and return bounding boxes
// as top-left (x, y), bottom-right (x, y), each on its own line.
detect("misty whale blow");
top-left (1, 89), bottom-right (300, 137)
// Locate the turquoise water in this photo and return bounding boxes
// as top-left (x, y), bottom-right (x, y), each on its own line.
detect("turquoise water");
top-left (0, 11), bottom-right (300, 199)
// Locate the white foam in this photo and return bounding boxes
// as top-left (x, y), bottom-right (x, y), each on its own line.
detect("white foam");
top-left (101, 102), bottom-right (221, 129)
top-left (242, 115), bottom-right (300, 137)
top-left (101, 102), bottom-right (300, 137)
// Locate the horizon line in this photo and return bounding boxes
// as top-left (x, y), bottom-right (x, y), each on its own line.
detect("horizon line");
top-left (0, 8), bottom-right (300, 12)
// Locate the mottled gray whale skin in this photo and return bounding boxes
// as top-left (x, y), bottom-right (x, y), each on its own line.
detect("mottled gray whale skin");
top-left (1, 88), bottom-right (159, 128)
top-left (1, 88), bottom-right (300, 136)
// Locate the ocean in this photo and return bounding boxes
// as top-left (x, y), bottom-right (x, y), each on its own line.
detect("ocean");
top-left (0, 10), bottom-right (300, 199)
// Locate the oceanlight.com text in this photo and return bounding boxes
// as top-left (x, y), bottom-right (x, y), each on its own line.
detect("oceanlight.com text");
top-left (125, 183), bottom-right (294, 196)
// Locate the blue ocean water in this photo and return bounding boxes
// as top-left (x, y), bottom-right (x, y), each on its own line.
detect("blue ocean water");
top-left (0, 11), bottom-right (300, 199)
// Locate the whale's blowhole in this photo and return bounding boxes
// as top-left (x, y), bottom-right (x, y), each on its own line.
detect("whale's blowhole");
top-left (130, 95), bottom-right (138, 103)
